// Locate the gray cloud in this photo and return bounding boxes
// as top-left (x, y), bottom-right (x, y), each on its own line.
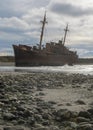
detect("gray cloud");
top-left (26, 0), bottom-right (50, 8)
top-left (0, 17), bottom-right (31, 39)
top-left (50, 3), bottom-right (93, 17)
top-left (0, 0), bottom-right (26, 17)
top-left (0, 0), bottom-right (93, 57)
top-left (0, 0), bottom-right (50, 18)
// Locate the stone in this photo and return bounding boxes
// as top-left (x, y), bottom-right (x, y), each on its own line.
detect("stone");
top-left (37, 88), bottom-right (43, 91)
top-left (78, 111), bottom-right (91, 119)
top-left (42, 120), bottom-right (50, 126)
top-left (49, 126), bottom-right (59, 130)
top-left (16, 106), bottom-right (25, 112)
top-left (3, 126), bottom-right (25, 130)
top-left (42, 113), bottom-right (51, 120)
top-left (61, 121), bottom-right (77, 129)
top-left (0, 81), bottom-right (5, 88)
top-left (34, 114), bottom-right (43, 122)
top-left (55, 109), bottom-right (72, 121)
top-left (3, 113), bottom-right (16, 121)
top-left (18, 119), bottom-right (25, 124)
top-left (23, 110), bottom-right (31, 117)
top-left (34, 127), bottom-right (48, 130)
top-left (27, 117), bottom-right (35, 126)
top-left (77, 117), bottom-right (90, 123)
top-left (87, 109), bottom-right (93, 115)
top-left (75, 100), bottom-right (86, 105)
top-left (90, 84), bottom-right (93, 89)
top-left (77, 123), bottom-right (93, 130)
top-left (48, 101), bottom-right (57, 105)
top-left (66, 103), bottom-right (72, 106)
top-left (39, 92), bottom-right (45, 96)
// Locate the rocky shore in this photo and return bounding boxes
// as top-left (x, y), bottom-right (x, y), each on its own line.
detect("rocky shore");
top-left (0, 72), bottom-right (93, 130)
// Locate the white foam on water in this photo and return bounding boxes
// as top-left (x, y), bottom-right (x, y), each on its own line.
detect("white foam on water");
top-left (0, 65), bottom-right (93, 75)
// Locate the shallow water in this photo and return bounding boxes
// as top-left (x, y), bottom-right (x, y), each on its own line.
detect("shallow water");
top-left (0, 64), bottom-right (93, 75)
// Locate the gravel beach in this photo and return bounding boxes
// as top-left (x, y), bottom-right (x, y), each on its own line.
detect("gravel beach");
top-left (0, 72), bottom-right (93, 130)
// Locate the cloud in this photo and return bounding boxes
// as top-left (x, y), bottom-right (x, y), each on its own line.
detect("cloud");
top-left (0, 47), bottom-right (13, 56)
top-left (0, 17), bottom-right (32, 46)
top-left (0, 0), bottom-right (93, 57)
top-left (70, 43), bottom-right (93, 58)
top-left (76, 49), bottom-right (93, 58)
top-left (49, 2), bottom-right (93, 17)
top-left (0, 0), bottom-right (27, 17)
top-left (0, 17), bottom-right (30, 33)
top-left (26, 0), bottom-right (50, 8)
top-left (0, 0), bottom-right (50, 18)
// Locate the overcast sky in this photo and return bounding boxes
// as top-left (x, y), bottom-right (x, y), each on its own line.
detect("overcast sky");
top-left (0, 0), bottom-right (93, 57)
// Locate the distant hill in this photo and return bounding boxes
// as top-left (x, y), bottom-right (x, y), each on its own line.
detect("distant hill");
top-left (78, 58), bottom-right (93, 64)
top-left (0, 56), bottom-right (14, 62)
top-left (0, 56), bottom-right (93, 65)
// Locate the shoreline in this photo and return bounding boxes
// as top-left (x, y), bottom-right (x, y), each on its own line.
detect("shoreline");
top-left (0, 72), bottom-right (93, 129)
top-left (0, 64), bottom-right (93, 76)
top-left (0, 62), bottom-right (15, 66)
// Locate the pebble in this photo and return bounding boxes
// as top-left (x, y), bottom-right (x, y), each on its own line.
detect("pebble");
top-left (0, 72), bottom-right (93, 130)
top-left (75, 100), bottom-right (86, 105)
top-left (78, 111), bottom-right (91, 119)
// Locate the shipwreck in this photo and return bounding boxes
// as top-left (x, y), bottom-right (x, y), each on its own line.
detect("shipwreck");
top-left (13, 12), bottom-right (78, 66)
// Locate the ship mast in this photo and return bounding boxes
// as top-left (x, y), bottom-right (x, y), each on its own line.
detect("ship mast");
top-left (39, 11), bottom-right (47, 50)
top-left (63, 24), bottom-right (69, 45)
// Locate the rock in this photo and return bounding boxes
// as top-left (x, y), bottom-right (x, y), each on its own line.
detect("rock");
top-left (0, 101), bottom-right (4, 107)
top-left (90, 84), bottom-right (93, 89)
top-left (3, 113), bottom-right (16, 121)
top-left (42, 113), bottom-right (51, 120)
top-left (16, 106), bottom-right (25, 112)
top-left (72, 84), bottom-right (81, 88)
top-left (35, 107), bottom-right (43, 113)
top-left (77, 117), bottom-right (90, 123)
top-left (87, 109), bottom-right (93, 115)
top-left (77, 123), bottom-right (93, 130)
top-left (39, 92), bottom-right (45, 96)
top-left (55, 109), bottom-right (72, 121)
top-left (49, 126), bottom-right (59, 130)
top-left (34, 127), bottom-right (49, 130)
top-left (78, 111), bottom-right (91, 119)
top-left (34, 124), bottom-right (51, 130)
top-left (34, 114), bottom-right (43, 122)
top-left (0, 81), bottom-right (5, 88)
top-left (27, 117), bottom-right (35, 126)
top-left (42, 120), bottom-right (50, 126)
top-left (48, 101), bottom-right (57, 105)
top-left (37, 88), bottom-right (43, 91)
top-left (66, 103), bottom-right (72, 106)
top-left (0, 99), bottom-right (9, 104)
top-left (9, 96), bottom-right (17, 102)
top-left (3, 126), bottom-right (25, 130)
top-left (37, 101), bottom-right (53, 109)
top-left (23, 110), bottom-right (31, 117)
top-left (75, 100), bottom-right (86, 105)
top-left (89, 102), bottom-right (93, 106)
top-left (61, 121), bottom-right (77, 129)
top-left (17, 119), bottom-right (25, 124)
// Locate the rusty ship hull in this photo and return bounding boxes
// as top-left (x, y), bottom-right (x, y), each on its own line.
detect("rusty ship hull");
top-left (13, 44), bottom-right (78, 66)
